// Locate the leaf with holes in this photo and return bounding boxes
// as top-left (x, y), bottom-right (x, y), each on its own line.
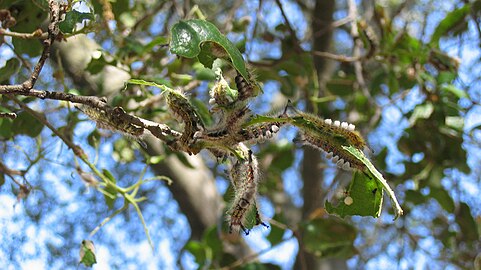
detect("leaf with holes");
top-left (342, 145), bottom-right (403, 219)
top-left (170, 20), bottom-right (251, 84)
top-left (326, 171), bottom-right (383, 218)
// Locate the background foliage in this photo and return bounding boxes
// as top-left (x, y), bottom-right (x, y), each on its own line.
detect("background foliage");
top-left (0, 0), bottom-right (480, 269)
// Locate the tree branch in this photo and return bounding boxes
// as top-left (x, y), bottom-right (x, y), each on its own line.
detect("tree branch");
top-left (0, 28), bottom-right (48, 40)
top-left (21, 0), bottom-right (61, 90)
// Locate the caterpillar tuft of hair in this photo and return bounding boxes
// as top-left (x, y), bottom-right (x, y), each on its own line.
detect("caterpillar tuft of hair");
top-left (227, 146), bottom-right (267, 234)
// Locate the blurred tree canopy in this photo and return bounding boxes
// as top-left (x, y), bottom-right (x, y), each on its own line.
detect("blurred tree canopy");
top-left (0, 0), bottom-right (480, 269)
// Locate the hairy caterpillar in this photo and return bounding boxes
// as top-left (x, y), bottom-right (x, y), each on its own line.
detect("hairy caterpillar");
top-left (166, 89), bottom-right (205, 154)
top-left (287, 103), bottom-right (368, 171)
top-left (235, 72), bottom-right (255, 101)
top-left (227, 145), bottom-right (267, 234)
top-left (238, 107), bottom-right (289, 144)
top-left (76, 105), bottom-right (145, 141)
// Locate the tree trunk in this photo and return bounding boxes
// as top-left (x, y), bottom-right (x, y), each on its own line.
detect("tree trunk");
top-left (295, 1), bottom-right (349, 269)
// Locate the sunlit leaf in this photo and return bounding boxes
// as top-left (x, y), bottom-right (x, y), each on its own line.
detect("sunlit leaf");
top-left (409, 103), bottom-right (434, 126)
top-left (342, 146), bottom-right (404, 219)
top-left (325, 171), bottom-right (383, 218)
top-left (431, 5), bottom-right (470, 46)
top-left (59, 10), bottom-right (94, 34)
top-left (170, 20), bottom-right (254, 88)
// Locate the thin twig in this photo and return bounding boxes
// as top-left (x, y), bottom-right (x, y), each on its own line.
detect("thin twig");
top-left (4, 42), bottom-right (33, 71)
top-left (21, 0), bottom-right (61, 90)
top-left (0, 28), bottom-right (49, 40)
top-left (274, 0), bottom-right (303, 53)
top-left (0, 161), bottom-right (25, 176)
top-left (348, 0), bottom-right (370, 98)
top-left (311, 50), bottom-right (360, 62)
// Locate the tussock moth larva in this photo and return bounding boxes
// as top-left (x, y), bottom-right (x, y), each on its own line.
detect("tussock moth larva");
top-left (76, 105), bottom-right (145, 140)
top-left (165, 89), bottom-right (205, 154)
top-left (235, 72), bottom-right (255, 101)
top-left (286, 102), bottom-right (368, 171)
top-left (227, 145), bottom-right (267, 234)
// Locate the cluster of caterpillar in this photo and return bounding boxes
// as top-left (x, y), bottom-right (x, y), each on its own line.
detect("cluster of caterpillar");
top-left (287, 104), bottom-right (369, 171)
top-left (76, 105), bottom-right (145, 141)
top-left (287, 102), bottom-right (369, 171)
top-left (227, 145), bottom-right (267, 234)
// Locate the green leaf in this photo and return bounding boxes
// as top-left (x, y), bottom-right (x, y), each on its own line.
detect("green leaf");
top-left (202, 226), bottom-right (223, 261)
top-left (9, 1), bottom-right (46, 57)
top-left (0, 117), bottom-right (13, 139)
top-left (12, 111), bottom-right (44, 137)
top-left (102, 169), bottom-right (116, 183)
top-left (342, 145), bottom-right (404, 219)
top-left (267, 214), bottom-right (285, 246)
top-left (441, 84), bottom-right (468, 99)
top-left (185, 241), bottom-right (212, 268)
top-left (301, 217), bottom-right (357, 258)
top-left (0, 58), bottom-right (20, 84)
top-left (190, 98), bottom-right (213, 126)
top-left (59, 10), bottom-right (94, 34)
top-left (127, 78), bottom-right (171, 90)
top-left (102, 169), bottom-right (117, 209)
top-left (437, 71), bottom-right (456, 84)
top-left (431, 5), bottom-right (470, 46)
top-left (241, 263), bottom-right (281, 270)
top-left (79, 240), bottom-right (97, 267)
top-left (148, 155), bottom-right (165, 165)
top-left (86, 54), bottom-right (113, 75)
top-left (173, 152), bottom-right (195, 169)
top-left (325, 171), bottom-right (383, 218)
top-left (456, 202), bottom-right (479, 242)
top-left (405, 189), bottom-right (427, 205)
top-left (170, 20), bottom-right (253, 88)
top-left (87, 130), bottom-right (101, 147)
top-left (409, 103), bottom-right (434, 126)
top-left (445, 116), bottom-right (464, 131)
top-left (429, 187), bottom-right (455, 213)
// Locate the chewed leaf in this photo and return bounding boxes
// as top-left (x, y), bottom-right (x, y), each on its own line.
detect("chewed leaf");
top-left (325, 171), bottom-right (383, 218)
top-left (342, 145), bottom-right (404, 219)
top-left (170, 20), bottom-right (250, 83)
